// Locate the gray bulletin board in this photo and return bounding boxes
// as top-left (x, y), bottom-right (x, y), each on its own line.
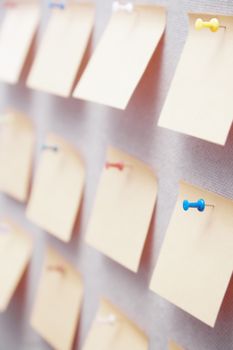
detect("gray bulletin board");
top-left (0, 0), bottom-right (232, 349)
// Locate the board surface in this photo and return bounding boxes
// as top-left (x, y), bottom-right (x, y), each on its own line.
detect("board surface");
top-left (0, 1), bottom-right (232, 349)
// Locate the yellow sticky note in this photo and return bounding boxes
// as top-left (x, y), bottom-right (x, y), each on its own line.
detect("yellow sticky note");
top-left (168, 340), bottom-right (185, 350)
top-left (31, 247), bottom-right (83, 350)
top-left (82, 299), bottom-right (148, 350)
top-left (73, 5), bottom-right (166, 109)
top-left (27, 3), bottom-right (94, 97)
top-left (0, 110), bottom-right (34, 202)
top-left (0, 1), bottom-right (39, 84)
top-left (158, 13), bottom-right (233, 145)
top-left (86, 146), bottom-right (157, 272)
top-left (0, 219), bottom-right (32, 312)
top-left (150, 181), bottom-right (233, 327)
top-left (26, 133), bottom-right (85, 242)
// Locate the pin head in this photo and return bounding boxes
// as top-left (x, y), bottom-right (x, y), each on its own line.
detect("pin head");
top-left (3, 1), bottom-right (17, 8)
top-left (49, 2), bottom-right (65, 10)
top-left (112, 1), bottom-right (134, 13)
top-left (105, 162), bottom-right (124, 171)
top-left (41, 144), bottom-right (59, 152)
top-left (195, 18), bottom-right (220, 32)
top-left (183, 199), bottom-right (205, 212)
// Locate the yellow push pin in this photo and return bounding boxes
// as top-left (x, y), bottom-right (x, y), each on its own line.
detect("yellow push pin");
top-left (195, 18), bottom-right (225, 32)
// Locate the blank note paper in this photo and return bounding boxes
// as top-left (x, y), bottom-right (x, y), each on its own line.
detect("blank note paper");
top-left (158, 13), bottom-right (233, 145)
top-left (26, 133), bottom-right (85, 242)
top-left (0, 110), bottom-right (34, 202)
top-left (73, 5), bottom-right (166, 109)
top-left (86, 146), bottom-right (157, 272)
top-left (0, 0), bottom-right (39, 84)
top-left (31, 247), bottom-right (83, 350)
top-left (150, 181), bottom-right (233, 327)
top-left (0, 219), bottom-right (32, 312)
top-left (27, 3), bottom-right (94, 97)
top-left (82, 299), bottom-right (148, 350)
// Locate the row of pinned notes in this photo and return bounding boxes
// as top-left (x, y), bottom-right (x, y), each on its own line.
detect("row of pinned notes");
top-left (0, 109), bottom-right (233, 328)
top-left (0, 219), bottom-right (185, 350)
top-left (0, 1), bottom-right (232, 145)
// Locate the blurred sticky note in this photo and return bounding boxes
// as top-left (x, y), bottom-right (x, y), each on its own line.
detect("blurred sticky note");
top-left (0, 219), bottom-right (32, 312)
top-left (26, 133), bottom-right (85, 242)
top-left (82, 298), bottom-right (148, 350)
top-left (73, 5), bottom-right (166, 109)
top-left (31, 247), bottom-right (83, 350)
top-left (168, 340), bottom-right (185, 350)
top-left (0, 110), bottom-right (34, 202)
top-left (86, 147), bottom-right (157, 272)
top-left (158, 13), bottom-right (233, 145)
top-left (0, 1), bottom-right (39, 84)
top-left (150, 181), bottom-right (233, 327)
top-left (27, 3), bottom-right (94, 97)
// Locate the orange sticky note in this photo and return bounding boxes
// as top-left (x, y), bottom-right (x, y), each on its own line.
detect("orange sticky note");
top-left (73, 5), bottom-right (166, 109)
top-left (26, 133), bottom-right (85, 242)
top-left (27, 3), bottom-right (94, 97)
top-left (150, 181), bottom-right (233, 327)
top-left (82, 298), bottom-right (148, 350)
top-left (158, 13), bottom-right (233, 145)
top-left (0, 1), bottom-right (39, 84)
top-left (86, 147), bottom-right (157, 272)
top-left (31, 247), bottom-right (83, 350)
top-left (168, 340), bottom-right (185, 350)
top-left (0, 219), bottom-right (32, 312)
top-left (0, 110), bottom-right (34, 202)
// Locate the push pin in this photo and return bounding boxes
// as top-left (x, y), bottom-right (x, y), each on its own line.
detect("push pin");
top-left (105, 161), bottom-right (131, 171)
top-left (183, 199), bottom-right (214, 212)
top-left (195, 18), bottom-right (226, 32)
top-left (3, 1), bottom-right (17, 8)
top-left (47, 265), bottom-right (65, 274)
top-left (41, 144), bottom-right (59, 152)
top-left (49, 1), bottom-right (65, 10)
top-left (112, 1), bottom-right (134, 13)
top-left (97, 314), bottom-right (117, 325)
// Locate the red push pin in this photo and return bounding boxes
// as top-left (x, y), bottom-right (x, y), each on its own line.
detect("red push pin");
top-left (105, 162), bottom-right (131, 171)
top-left (3, 1), bottom-right (17, 8)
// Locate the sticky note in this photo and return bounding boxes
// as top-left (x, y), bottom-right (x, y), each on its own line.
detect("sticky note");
top-left (0, 1), bottom-right (39, 84)
top-left (0, 110), bottom-right (34, 202)
top-left (26, 133), bottom-right (85, 242)
top-left (150, 181), bottom-right (233, 327)
top-left (86, 146), bottom-right (157, 272)
top-left (158, 13), bottom-right (233, 145)
top-left (0, 219), bottom-right (32, 312)
top-left (31, 247), bottom-right (83, 350)
top-left (27, 3), bottom-right (94, 97)
top-left (168, 340), bottom-right (185, 350)
top-left (82, 298), bottom-right (148, 350)
top-left (73, 5), bottom-right (166, 109)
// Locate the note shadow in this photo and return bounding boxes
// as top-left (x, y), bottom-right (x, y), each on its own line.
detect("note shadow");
top-left (69, 196), bottom-right (85, 255)
top-left (73, 306), bottom-right (83, 350)
top-left (138, 207), bottom-right (156, 282)
top-left (107, 33), bottom-right (166, 153)
top-left (0, 266), bottom-right (30, 339)
top-left (71, 31), bottom-right (94, 94)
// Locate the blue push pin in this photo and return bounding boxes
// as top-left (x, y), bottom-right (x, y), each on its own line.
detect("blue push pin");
top-left (41, 144), bottom-right (59, 152)
top-left (183, 199), bottom-right (214, 212)
top-left (49, 2), bottom-right (65, 10)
